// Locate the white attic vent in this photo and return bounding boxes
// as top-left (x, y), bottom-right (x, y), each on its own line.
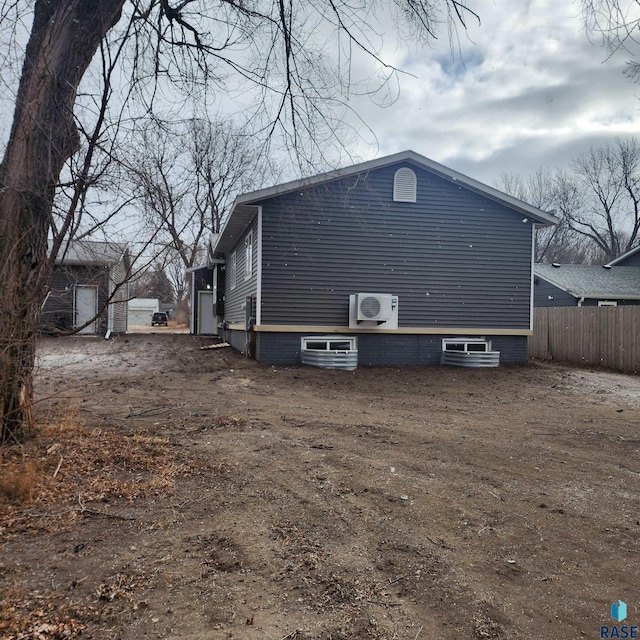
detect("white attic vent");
top-left (393, 167), bottom-right (417, 202)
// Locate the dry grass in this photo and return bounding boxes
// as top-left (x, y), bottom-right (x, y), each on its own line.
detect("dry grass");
top-left (0, 401), bottom-right (192, 537)
top-left (0, 586), bottom-right (86, 640)
top-left (0, 460), bottom-right (40, 505)
top-left (0, 401), bottom-right (195, 638)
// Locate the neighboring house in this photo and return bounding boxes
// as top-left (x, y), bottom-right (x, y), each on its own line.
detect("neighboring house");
top-left (209, 150), bottom-right (557, 366)
top-left (534, 264), bottom-right (640, 307)
top-left (128, 298), bottom-right (159, 326)
top-left (41, 240), bottom-right (130, 335)
top-left (607, 244), bottom-right (640, 267)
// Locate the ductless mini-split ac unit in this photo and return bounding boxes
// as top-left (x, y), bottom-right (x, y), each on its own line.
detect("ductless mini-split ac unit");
top-left (356, 293), bottom-right (393, 322)
top-left (349, 293), bottom-right (399, 329)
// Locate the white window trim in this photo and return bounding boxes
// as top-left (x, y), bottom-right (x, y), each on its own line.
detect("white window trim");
top-left (229, 251), bottom-right (237, 290)
top-left (598, 300), bottom-right (617, 306)
top-left (245, 231), bottom-right (253, 280)
top-left (442, 337), bottom-right (492, 352)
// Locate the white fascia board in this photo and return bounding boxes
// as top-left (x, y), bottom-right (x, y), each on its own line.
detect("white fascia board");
top-left (189, 271), bottom-right (195, 334)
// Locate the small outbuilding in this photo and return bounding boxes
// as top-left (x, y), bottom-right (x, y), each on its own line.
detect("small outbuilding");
top-left (41, 240), bottom-right (130, 335)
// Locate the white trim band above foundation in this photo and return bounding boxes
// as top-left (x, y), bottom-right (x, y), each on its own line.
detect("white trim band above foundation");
top-left (250, 325), bottom-right (532, 336)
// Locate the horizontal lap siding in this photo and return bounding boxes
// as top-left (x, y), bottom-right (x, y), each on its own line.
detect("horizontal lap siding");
top-left (534, 278), bottom-right (577, 307)
top-left (259, 164), bottom-right (533, 328)
top-left (110, 259), bottom-right (129, 333)
top-left (41, 265), bottom-right (109, 333)
top-left (533, 277), bottom-right (640, 307)
top-left (224, 218), bottom-right (258, 325)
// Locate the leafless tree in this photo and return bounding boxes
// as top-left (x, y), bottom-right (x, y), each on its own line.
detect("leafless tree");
top-left (129, 116), bottom-right (269, 283)
top-left (494, 169), bottom-right (592, 263)
top-left (130, 263), bottom-right (175, 302)
top-left (0, 2), bottom-right (127, 443)
top-left (0, 0), bottom-right (476, 442)
top-left (581, 0), bottom-right (640, 81)
top-left (562, 139), bottom-right (640, 261)
top-left (497, 138), bottom-right (640, 264)
top-left (165, 252), bottom-right (190, 304)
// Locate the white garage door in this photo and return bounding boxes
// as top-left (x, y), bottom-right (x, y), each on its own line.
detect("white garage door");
top-left (128, 308), bottom-right (153, 326)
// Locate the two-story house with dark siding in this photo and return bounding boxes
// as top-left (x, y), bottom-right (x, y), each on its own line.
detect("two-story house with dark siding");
top-left (212, 150), bottom-right (558, 366)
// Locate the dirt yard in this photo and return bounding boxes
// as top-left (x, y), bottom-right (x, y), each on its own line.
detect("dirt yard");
top-left (1, 334), bottom-right (639, 639)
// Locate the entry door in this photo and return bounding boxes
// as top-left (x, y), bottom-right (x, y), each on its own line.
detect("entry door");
top-left (198, 291), bottom-right (216, 335)
top-left (75, 286), bottom-right (98, 334)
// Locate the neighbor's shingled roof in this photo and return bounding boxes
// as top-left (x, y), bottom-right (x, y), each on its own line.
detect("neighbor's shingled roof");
top-left (534, 263), bottom-right (640, 300)
top-left (50, 240), bottom-right (128, 266)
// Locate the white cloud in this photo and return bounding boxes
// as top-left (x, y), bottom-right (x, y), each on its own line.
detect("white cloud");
top-left (347, 0), bottom-right (640, 185)
top-left (2, 1), bottom-right (639, 191)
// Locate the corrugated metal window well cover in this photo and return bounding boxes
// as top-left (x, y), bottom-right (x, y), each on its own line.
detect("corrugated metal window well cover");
top-left (301, 336), bottom-right (358, 371)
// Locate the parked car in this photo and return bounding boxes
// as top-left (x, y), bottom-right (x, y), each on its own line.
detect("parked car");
top-left (151, 312), bottom-right (168, 326)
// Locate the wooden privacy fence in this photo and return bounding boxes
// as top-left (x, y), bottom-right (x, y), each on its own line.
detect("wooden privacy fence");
top-left (530, 306), bottom-right (640, 372)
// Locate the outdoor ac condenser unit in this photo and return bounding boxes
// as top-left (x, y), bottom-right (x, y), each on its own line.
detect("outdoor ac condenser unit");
top-left (356, 293), bottom-right (394, 322)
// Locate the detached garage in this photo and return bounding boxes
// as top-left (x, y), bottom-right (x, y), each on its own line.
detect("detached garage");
top-left (128, 298), bottom-right (159, 327)
top-left (41, 240), bottom-right (130, 336)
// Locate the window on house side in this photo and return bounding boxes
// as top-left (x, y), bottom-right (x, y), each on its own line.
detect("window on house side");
top-left (229, 251), bottom-right (237, 290)
top-left (245, 232), bottom-right (253, 279)
top-left (393, 167), bottom-right (417, 202)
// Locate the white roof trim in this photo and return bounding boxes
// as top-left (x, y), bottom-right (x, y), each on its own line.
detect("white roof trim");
top-left (185, 264), bottom-right (209, 273)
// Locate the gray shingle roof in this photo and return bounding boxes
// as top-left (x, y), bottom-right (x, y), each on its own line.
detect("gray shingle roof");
top-left (50, 240), bottom-right (128, 266)
top-left (534, 264), bottom-right (640, 299)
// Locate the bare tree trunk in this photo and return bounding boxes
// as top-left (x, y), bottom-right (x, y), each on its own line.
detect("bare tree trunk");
top-left (0, 0), bottom-right (125, 443)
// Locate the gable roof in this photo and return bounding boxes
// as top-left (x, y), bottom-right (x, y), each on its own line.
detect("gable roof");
top-left (534, 263), bottom-right (640, 300)
top-left (50, 240), bottom-right (128, 266)
top-left (214, 150), bottom-right (559, 254)
top-left (606, 244), bottom-right (640, 266)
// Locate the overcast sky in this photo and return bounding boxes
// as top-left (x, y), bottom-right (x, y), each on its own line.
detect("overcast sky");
top-left (1, 1), bottom-right (639, 193)
top-left (347, 0), bottom-right (640, 186)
